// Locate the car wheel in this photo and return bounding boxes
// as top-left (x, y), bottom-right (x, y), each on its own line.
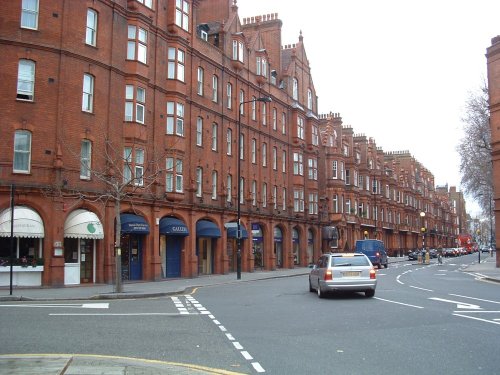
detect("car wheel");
top-left (309, 278), bottom-right (314, 292)
top-left (365, 290), bottom-right (375, 298)
top-left (317, 284), bottom-right (325, 298)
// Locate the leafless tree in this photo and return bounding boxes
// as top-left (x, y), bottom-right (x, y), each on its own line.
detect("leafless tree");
top-left (457, 82), bottom-right (493, 213)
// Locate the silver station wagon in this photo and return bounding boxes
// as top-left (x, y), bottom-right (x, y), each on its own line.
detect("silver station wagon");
top-left (309, 253), bottom-right (377, 298)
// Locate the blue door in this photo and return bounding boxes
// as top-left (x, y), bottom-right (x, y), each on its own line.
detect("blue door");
top-left (129, 236), bottom-right (142, 280)
top-left (166, 237), bottom-right (181, 277)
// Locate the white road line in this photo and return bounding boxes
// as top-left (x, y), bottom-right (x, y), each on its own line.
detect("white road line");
top-left (218, 326), bottom-right (227, 332)
top-left (449, 294), bottom-right (500, 305)
top-left (453, 313), bottom-right (500, 325)
top-left (252, 362), bottom-right (266, 373)
top-left (374, 297), bottom-right (424, 309)
top-left (49, 313), bottom-right (193, 316)
top-left (409, 285), bottom-right (434, 292)
top-left (241, 351), bottom-right (253, 360)
top-left (0, 303), bottom-right (109, 309)
top-left (233, 342), bottom-right (243, 350)
top-left (434, 273), bottom-right (447, 276)
top-left (213, 320), bottom-right (221, 325)
top-left (225, 333), bottom-right (235, 341)
top-left (453, 311), bottom-right (500, 313)
top-left (396, 275), bottom-right (404, 285)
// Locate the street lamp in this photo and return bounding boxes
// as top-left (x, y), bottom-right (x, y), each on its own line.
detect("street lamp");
top-left (237, 96), bottom-right (272, 280)
top-left (364, 230), bottom-right (368, 239)
top-left (420, 211), bottom-right (429, 264)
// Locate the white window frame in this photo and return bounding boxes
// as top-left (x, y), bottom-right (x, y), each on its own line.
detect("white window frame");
top-left (227, 174), bottom-right (232, 202)
top-left (308, 158), bottom-right (317, 180)
top-left (212, 75), bottom-right (218, 102)
top-left (272, 147), bottom-right (277, 170)
top-left (251, 139), bottom-right (257, 164)
top-left (17, 59), bottom-right (35, 101)
top-left (175, 0), bottom-right (189, 31)
top-left (86, 9), bottom-right (98, 46)
top-left (196, 167), bottom-right (203, 197)
top-left (168, 47), bottom-right (185, 82)
top-left (307, 89), bottom-right (313, 110)
top-left (125, 85), bottom-right (145, 123)
top-left (294, 189), bottom-right (304, 212)
top-left (272, 108), bottom-right (277, 130)
top-left (297, 116), bottom-right (304, 139)
top-left (251, 180), bottom-right (257, 206)
top-left (211, 171), bottom-right (218, 200)
top-left (312, 125), bottom-right (319, 146)
top-left (332, 160), bottom-right (338, 179)
top-left (226, 82), bottom-right (232, 109)
top-left (197, 67), bottom-right (204, 95)
top-left (13, 130), bottom-right (32, 173)
top-left (80, 140), bottom-right (92, 180)
top-left (262, 142), bottom-right (267, 167)
top-left (262, 183), bottom-right (267, 207)
top-left (196, 117), bottom-right (203, 146)
top-left (166, 101), bottom-right (184, 136)
top-left (211, 122), bottom-right (218, 151)
top-left (82, 74), bottom-right (94, 113)
top-left (226, 128), bottom-right (232, 155)
top-left (282, 151), bottom-right (286, 173)
top-left (293, 152), bottom-right (303, 176)
top-left (292, 77), bottom-right (298, 100)
top-left (21, 0), bottom-right (38, 30)
top-left (127, 25), bottom-right (147, 64)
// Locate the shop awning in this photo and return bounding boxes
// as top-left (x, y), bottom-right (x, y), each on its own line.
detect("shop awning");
top-left (121, 213), bottom-right (150, 234)
top-left (225, 222), bottom-right (248, 239)
top-left (196, 220), bottom-right (221, 238)
top-left (64, 209), bottom-right (104, 239)
top-left (159, 217), bottom-right (189, 236)
top-left (0, 206), bottom-right (45, 238)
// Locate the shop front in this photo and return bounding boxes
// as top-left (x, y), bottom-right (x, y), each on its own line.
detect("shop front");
top-left (0, 206), bottom-right (45, 287)
top-left (292, 228), bottom-right (300, 265)
top-left (63, 209), bottom-right (104, 285)
top-left (196, 220), bottom-right (221, 275)
top-left (252, 223), bottom-right (264, 269)
top-left (274, 226), bottom-right (283, 268)
top-left (159, 216), bottom-right (189, 278)
top-left (120, 213), bottom-right (150, 281)
top-left (225, 222), bottom-right (248, 273)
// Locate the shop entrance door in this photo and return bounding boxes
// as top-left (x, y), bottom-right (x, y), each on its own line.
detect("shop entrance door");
top-left (80, 239), bottom-right (94, 283)
top-left (166, 237), bottom-right (181, 277)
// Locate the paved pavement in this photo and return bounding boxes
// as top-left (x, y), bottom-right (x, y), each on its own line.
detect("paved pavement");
top-left (1, 255), bottom-right (498, 374)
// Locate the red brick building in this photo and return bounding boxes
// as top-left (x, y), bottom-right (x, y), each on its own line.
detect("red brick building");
top-left (487, 35), bottom-right (500, 267)
top-left (0, 0), bottom-right (458, 287)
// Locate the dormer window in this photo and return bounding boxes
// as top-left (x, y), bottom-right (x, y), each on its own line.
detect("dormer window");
top-left (200, 29), bottom-right (208, 41)
top-left (292, 77), bottom-right (298, 100)
top-left (232, 40), bottom-right (244, 62)
top-left (256, 56), bottom-right (267, 77)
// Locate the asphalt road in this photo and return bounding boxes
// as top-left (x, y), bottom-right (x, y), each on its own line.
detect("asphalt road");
top-left (1, 254), bottom-right (499, 374)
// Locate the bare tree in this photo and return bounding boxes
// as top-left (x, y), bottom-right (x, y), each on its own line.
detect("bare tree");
top-left (48, 126), bottom-right (178, 293)
top-left (458, 82), bottom-right (493, 213)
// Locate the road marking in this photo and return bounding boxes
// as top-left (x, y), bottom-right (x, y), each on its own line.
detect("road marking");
top-left (252, 362), bottom-right (266, 373)
top-left (453, 313), bottom-right (500, 325)
top-left (233, 342), bottom-right (243, 350)
top-left (49, 313), bottom-right (194, 316)
top-left (409, 285), bottom-right (434, 292)
top-left (449, 294), bottom-right (500, 305)
top-left (0, 303), bottom-right (109, 309)
top-left (374, 297), bottom-right (424, 309)
top-left (241, 351), bottom-right (253, 360)
top-left (396, 275), bottom-right (404, 285)
top-left (434, 273), bottom-right (447, 276)
top-left (429, 297), bottom-right (482, 310)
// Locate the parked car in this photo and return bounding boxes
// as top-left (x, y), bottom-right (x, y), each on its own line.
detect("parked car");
top-left (408, 250), bottom-right (421, 261)
top-left (355, 239), bottom-right (388, 269)
top-left (309, 253), bottom-right (377, 298)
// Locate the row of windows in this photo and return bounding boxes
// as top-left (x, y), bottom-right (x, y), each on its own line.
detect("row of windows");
top-left (11, 131), bottom-right (319, 214)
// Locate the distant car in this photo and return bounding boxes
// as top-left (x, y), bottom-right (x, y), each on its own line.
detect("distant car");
top-left (355, 239), bottom-right (388, 269)
top-left (309, 253), bottom-right (377, 298)
top-left (408, 250), bottom-right (421, 261)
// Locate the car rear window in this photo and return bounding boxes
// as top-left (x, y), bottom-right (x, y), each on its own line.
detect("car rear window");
top-left (331, 255), bottom-right (370, 267)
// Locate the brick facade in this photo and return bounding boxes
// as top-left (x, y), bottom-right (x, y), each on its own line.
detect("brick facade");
top-left (0, 0), bottom-right (459, 286)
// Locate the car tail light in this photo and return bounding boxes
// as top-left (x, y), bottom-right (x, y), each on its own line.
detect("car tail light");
top-left (376, 252), bottom-right (380, 257)
top-left (369, 268), bottom-right (376, 279)
top-left (324, 270), bottom-right (333, 281)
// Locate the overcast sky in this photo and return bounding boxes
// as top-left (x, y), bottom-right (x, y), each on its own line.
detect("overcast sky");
top-left (237, 0), bottom-right (499, 215)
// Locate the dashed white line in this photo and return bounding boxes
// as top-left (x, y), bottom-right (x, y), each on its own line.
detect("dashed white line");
top-left (233, 342), bottom-right (243, 350)
top-left (225, 333), bottom-right (235, 341)
top-left (252, 362), bottom-right (266, 373)
top-left (241, 351), bottom-right (253, 360)
top-left (409, 285), bottom-right (434, 292)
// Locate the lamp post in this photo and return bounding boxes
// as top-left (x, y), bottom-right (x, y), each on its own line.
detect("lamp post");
top-left (237, 96), bottom-right (272, 280)
top-left (420, 211), bottom-right (429, 264)
top-left (364, 230), bottom-right (368, 239)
